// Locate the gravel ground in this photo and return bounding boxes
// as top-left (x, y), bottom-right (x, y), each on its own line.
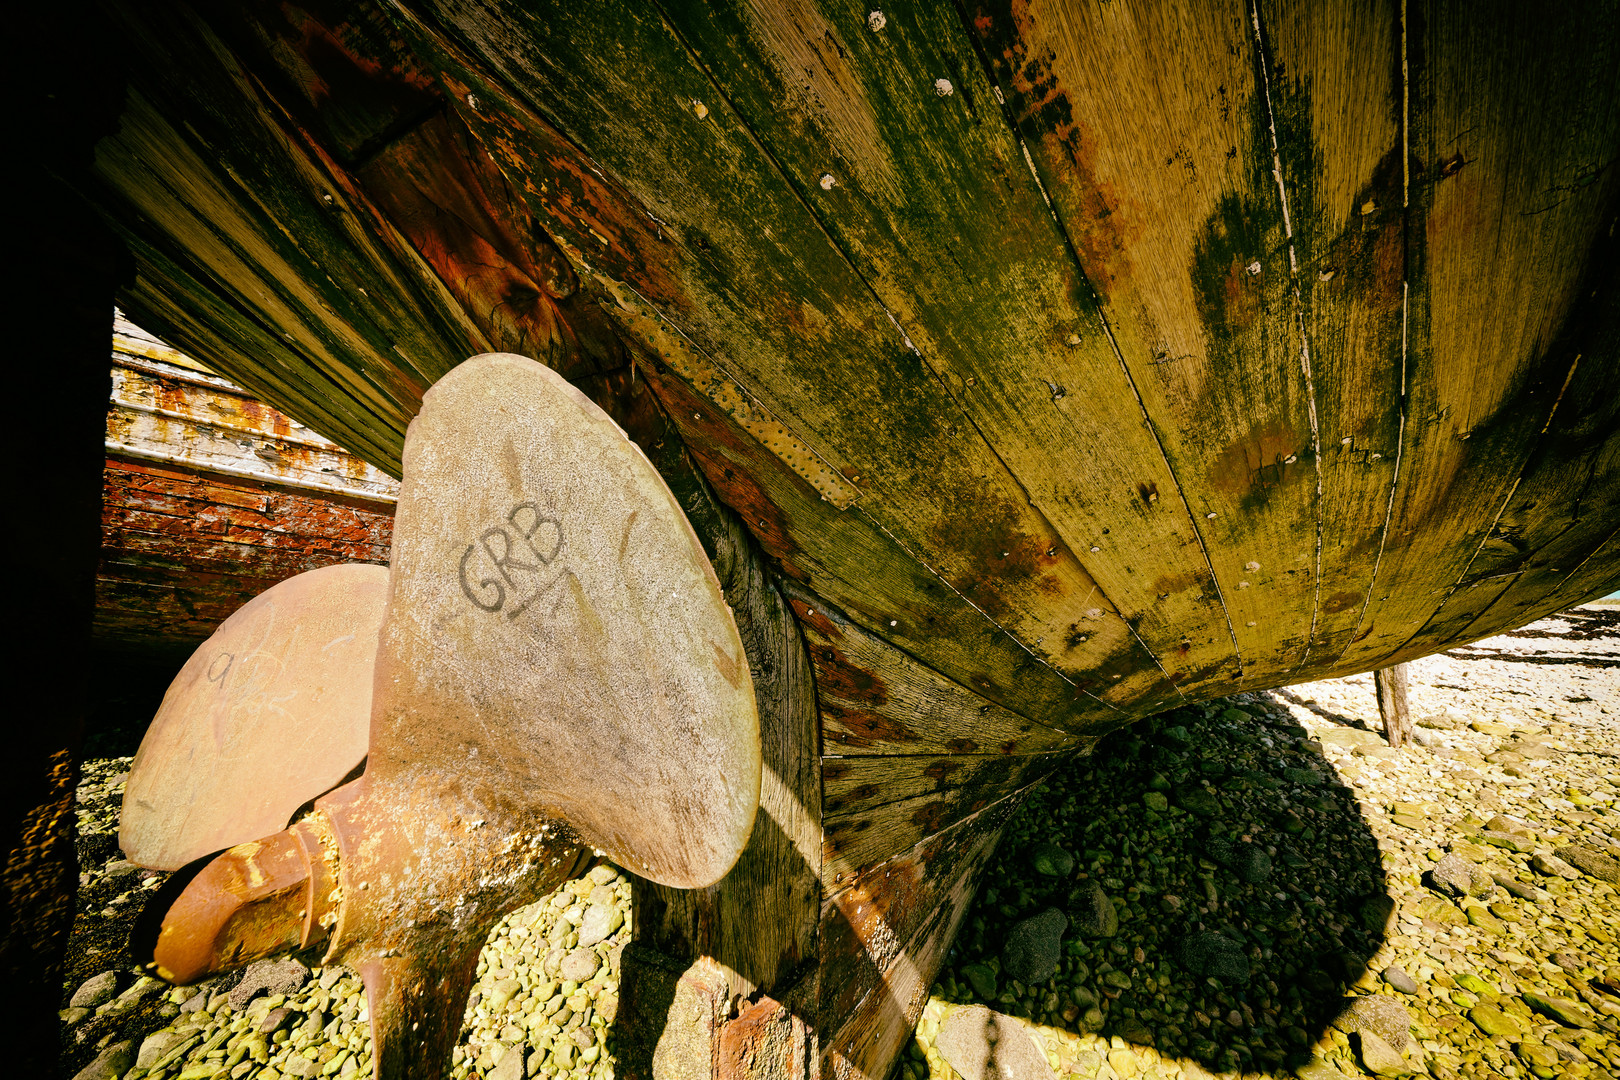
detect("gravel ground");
top-left (59, 605), bottom-right (1617, 1080)
top-left (911, 604), bottom-right (1619, 1080)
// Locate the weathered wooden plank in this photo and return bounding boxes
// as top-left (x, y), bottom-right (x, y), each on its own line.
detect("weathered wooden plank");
top-left (1333, 0), bottom-right (1620, 672)
top-left (820, 792), bottom-right (1025, 1080)
top-left (1344, 240), bottom-right (1617, 665)
top-left (1385, 241), bottom-right (1620, 659)
top-left (636, 355), bottom-right (1120, 731)
top-left (103, 509), bottom-right (390, 564)
top-left (823, 753), bottom-right (1062, 822)
top-left (96, 459), bottom-right (394, 649)
top-left (103, 460), bottom-right (394, 546)
top-left (354, 108), bottom-right (630, 387)
top-left (821, 753), bottom-right (1058, 892)
top-left (661, 0), bottom-right (1235, 698)
top-left (94, 84), bottom-right (429, 425)
top-left (1343, 427), bottom-right (1620, 671)
top-left (1376, 521), bottom-right (1620, 670)
top-left (123, 0), bottom-right (1127, 735)
top-left (1456, 537), bottom-right (1620, 646)
top-left (393, 0), bottom-right (1174, 709)
top-left (1257, 0), bottom-right (1409, 674)
top-left (89, 2), bottom-right (493, 467)
top-left (114, 311), bottom-right (216, 375)
top-left (102, 466), bottom-right (392, 557)
top-left (116, 238), bottom-right (409, 474)
top-left (1544, 529), bottom-right (1620, 611)
top-left (784, 582), bottom-right (1082, 756)
top-left (202, 0), bottom-right (444, 168)
top-left (108, 357), bottom-right (400, 504)
top-left (971, 0), bottom-right (1323, 683)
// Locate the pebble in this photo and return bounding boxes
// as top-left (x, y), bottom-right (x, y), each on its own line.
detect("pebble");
top-left (1352, 1030), bottom-right (1413, 1076)
top-left (70, 971), bottom-right (119, 1010)
top-left (1003, 909), bottom-right (1069, 985)
top-left (560, 948), bottom-right (601, 982)
top-left (1177, 931), bottom-right (1250, 985)
top-left (1522, 989), bottom-right (1597, 1028)
top-left (1560, 844), bottom-right (1620, 885)
top-left (1332, 994), bottom-right (1413, 1051)
top-left (936, 1004), bottom-right (1058, 1080)
top-left (1064, 880), bottom-right (1118, 941)
top-left (1427, 854), bottom-right (1474, 899)
top-left (136, 1030), bottom-right (188, 1068)
top-left (228, 959), bottom-right (311, 1012)
top-left (1532, 851), bottom-right (1582, 879)
top-left (71, 1040), bottom-right (133, 1080)
top-left (1468, 1003), bottom-right (1522, 1039)
top-left (1175, 784), bottom-right (1221, 817)
top-left (1032, 842), bottom-right (1078, 878)
top-left (1380, 965), bottom-right (1418, 995)
top-left (576, 903), bottom-right (621, 948)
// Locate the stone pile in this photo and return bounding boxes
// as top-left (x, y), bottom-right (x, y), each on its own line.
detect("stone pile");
top-left (906, 607), bottom-right (1619, 1080)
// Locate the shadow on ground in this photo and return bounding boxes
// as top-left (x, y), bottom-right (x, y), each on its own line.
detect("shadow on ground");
top-left (921, 692), bottom-right (1392, 1078)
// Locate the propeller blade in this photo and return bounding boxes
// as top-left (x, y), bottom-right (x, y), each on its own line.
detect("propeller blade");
top-left (121, 562), bottom-right (386, 870)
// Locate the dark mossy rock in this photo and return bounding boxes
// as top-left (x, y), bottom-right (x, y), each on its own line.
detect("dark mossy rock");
top-left (959, 961), bottom-right (997, 1001)
top-left (1176, 783), bottom-right (1222, 817)
top-left (1002, 907), bottom-right (1068, 985)
top-left (1030, 842), bottom-right (1075, 878)
top-left (1065, 881), bottom-right (1118, 939)
top-left (1206, 835), bottom-right (1270, 881)
top-left (1177, 930), bottom-right (1250, 984)
top-left (1358, 893), bottom-right (1396, 934)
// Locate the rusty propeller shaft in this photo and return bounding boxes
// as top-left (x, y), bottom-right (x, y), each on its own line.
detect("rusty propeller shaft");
top-left (151, 774), bottom-right (590, 1076)
top-left (152, 813), bottom-right (340, 984)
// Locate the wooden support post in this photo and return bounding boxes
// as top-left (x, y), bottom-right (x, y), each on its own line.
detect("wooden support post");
top-left (1375, 664), bottom-right (1412, 748)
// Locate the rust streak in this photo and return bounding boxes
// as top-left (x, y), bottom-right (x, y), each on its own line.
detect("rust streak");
top-left (950, 0), bottom-right (1240, 688)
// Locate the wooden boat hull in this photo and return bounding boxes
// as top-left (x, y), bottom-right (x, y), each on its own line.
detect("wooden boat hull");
top-left (27, 0), bottom-right (1620, 1075)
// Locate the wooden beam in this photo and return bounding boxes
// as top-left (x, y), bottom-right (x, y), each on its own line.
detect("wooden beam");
top-left (820, 788), bottom-right (1030, 1080)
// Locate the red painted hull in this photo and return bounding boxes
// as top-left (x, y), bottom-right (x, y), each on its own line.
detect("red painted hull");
top-left (95, 457), bottom-right (392, 651)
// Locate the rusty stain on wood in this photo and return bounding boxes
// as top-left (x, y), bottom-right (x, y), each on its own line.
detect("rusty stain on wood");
top-left (788, 582), bottom-right (1083, 756)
